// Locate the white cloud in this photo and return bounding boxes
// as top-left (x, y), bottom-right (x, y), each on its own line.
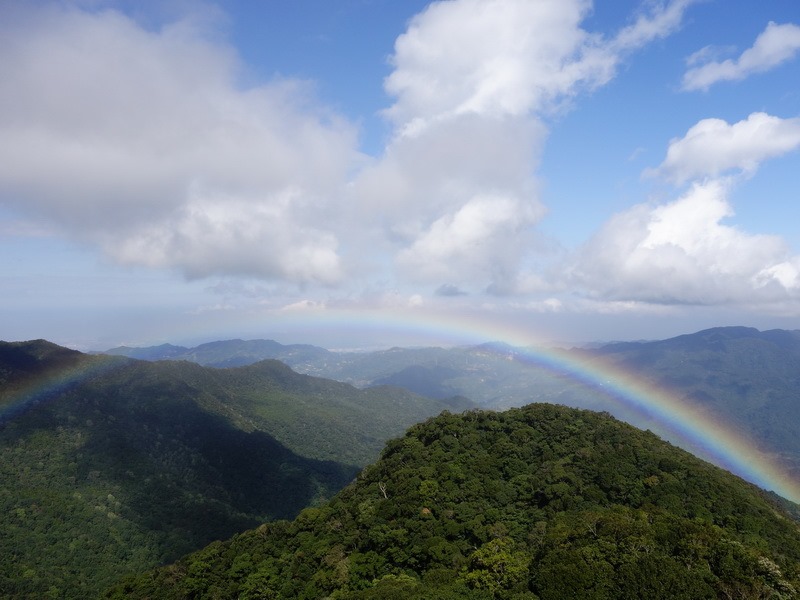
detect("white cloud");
top-left (383, 0), bottom-right (596, 132)
top-left (650, 112), bottom-right (800, 184)
top-left (0, 3), bottom-right (358, 284)
top-left (280, 299), bottom-right (327, 312)
top-left (573, 179), bottom-right (799, 304)
top-left (683, 21), bottom-right (800, 91)
top-left (351, 112), bottom-right (547, 291)
top-left (110, 189), bottom-right (344, 284)
top-left (384, 0), bottom-right (695, 135)
top-left (754, 261), bottom-right (800, 291)
top-left (0, 0), bottom-right (698, 297)
top-left (611, 0), bottom-right (695, 51)
top-left (356, 0), bottom-right (695, 293)
top-left (396, 193), bottom-right (534, 283)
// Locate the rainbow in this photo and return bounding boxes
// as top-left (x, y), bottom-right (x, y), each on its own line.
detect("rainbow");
top-left (220, 306), bottom-right (800, 503)
top-left (6, 308), bottom-right (800, 503)
top-left (0, 353), bottom-right (126, 425)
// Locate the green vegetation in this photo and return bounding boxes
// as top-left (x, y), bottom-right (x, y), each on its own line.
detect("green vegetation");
top-left (109, 404), bottom-right (800, 599)
top-left (217, 359), bottom-right (473, 465)
top-left (104, 338), bottom-right (332, 369)
top-left (0, 340), bottom-right (465, 598)
top-left (585, 327), bottom-right (800, 480)
top-left (103, 328), bottom-right (800, 489)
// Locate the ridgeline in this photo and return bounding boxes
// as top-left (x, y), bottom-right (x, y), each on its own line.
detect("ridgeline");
top-left (109, 404), bottom-right (800, 599)
top-left (0, 340), bottom-right (467, 598)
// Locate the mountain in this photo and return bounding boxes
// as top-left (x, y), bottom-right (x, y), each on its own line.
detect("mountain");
top-left (105, 339), bottom-right (583, 407)
top-left (206, 358), bottom-right (474, 466)
top-left (0, 340), bottom-right (469, 598)
top-left (100, 328), bottom-right (800, 488)
top-left (102, 338), bottom-right (332, 369)
top-left (582, 326), bottom-right (800, 480)
top-left (102, 342), bottom-right (189, 361)
top-left (370, 364), bottom-right (463, 399)
top-left (107, 404), bottom-right (800, 599)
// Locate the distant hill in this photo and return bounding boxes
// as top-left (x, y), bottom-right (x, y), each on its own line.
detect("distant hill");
top-left (102, 338), bottom-right (332, 369)
top-left (581, 326), bottom-right (800, 481)
top-left (101, 339), bottom-right (583, 407)
top-left (108, 404), bottom-right (800, 599)
top-left (0, 340), bottom-right (470, 599)
top-left (370, 364), bottom-right (463, 399)
top-left (102, 342), bottom-right (188, 361)
top-left (102, 328), bottom-right (800, 486)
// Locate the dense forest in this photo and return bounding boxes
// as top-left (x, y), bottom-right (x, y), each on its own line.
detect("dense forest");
top-left (0, 340), bottom-right (467, 598)
top-left (583, 327), bottom-right (800, 480)
top-left (5, 336), bottom-right (800, 598)
top-left (109, 404), bottom-right (800, 599)
top-left (102, 328), bottom-right (800, 485)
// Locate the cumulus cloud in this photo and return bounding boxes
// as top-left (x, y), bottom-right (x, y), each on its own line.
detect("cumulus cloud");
top-left (395, 193), bottom-right (535, 283)
top-left (0, 0), bottom-right (697, 296)
top-left (384, 0), bottom-right (694, 135)
top-left (355, 0), bottom-right (695, 293)
top-left (0, 3), bottom-right (358, 284)
top-left (573, 179), bottom-right (799, 304)
top-left (649, 112), bottom-right (800, 184)
top-left (383, 0), bottom-right (596, 131)
top-left (109, 190), bottom-right (344, 283)
top-left (683, 22), bottom-right (800, 91)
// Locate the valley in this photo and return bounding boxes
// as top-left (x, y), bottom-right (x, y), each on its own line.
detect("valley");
top-left (2, 327), bottom-right (800, 597)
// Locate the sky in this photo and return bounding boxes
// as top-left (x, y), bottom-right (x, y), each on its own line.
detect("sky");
top-left (2, 0), bottom-right (800, 351)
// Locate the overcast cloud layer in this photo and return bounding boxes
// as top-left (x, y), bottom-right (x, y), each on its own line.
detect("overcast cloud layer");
top-left (1, 0), bottom-right (800, 346)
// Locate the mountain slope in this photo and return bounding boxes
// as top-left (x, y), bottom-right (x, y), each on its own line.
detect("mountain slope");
top-left (99, 328), bottom-right (800, 490)
top-left (0, 344), bottom-right (356, 599)
top-left (102, 338), bottom-right (332, 370)
top-left (102, 342), bottom-right (189, 361)
top-left (0, 340), bottom-right (469, 598)
top-left (108, 404), bottom-right (800, 600)
top-left (583, 327), bottom-right (800, 479)
top-left (101, 339), bottom-right (572, 407)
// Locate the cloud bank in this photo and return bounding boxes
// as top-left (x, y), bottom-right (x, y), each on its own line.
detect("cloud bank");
top-left (573, 179), bottom-right (798, 304)
top-left (2, 0), bottom-right (799, 324)
top-left (0, 3), bottom-right (358, 284)
top-left (355, 0), bottom-right (695, 293)
top-left (573, 111), bottom-right (800, 307)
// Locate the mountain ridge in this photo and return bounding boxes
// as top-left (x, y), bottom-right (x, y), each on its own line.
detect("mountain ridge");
top-left (0, 339), bottom-right (470, 598)
top-left (108, 403), bottom-right (800, 599)
top-left (97, 327), bottom-right (800, 486)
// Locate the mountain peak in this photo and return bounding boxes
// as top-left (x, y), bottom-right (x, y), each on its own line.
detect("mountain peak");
top-left (111, 403), bottom-right (800, 599)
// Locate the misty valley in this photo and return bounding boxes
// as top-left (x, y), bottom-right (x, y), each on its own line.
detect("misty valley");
top-left (1, 326), bottom-right (800, 598)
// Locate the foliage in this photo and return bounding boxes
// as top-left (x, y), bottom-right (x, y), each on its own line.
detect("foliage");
top-left (108, 404), bottom-right (800, 599)
top-left (114, 329), bottom-right (800, 490)
top-left (0, 340), bottom-right (459, 598)
top-left (585, 327), bottom-right (800, 475)
top-left (99, 329), bottom-right (800, 490)
top-left (103, 338), bottom-right (332, 369)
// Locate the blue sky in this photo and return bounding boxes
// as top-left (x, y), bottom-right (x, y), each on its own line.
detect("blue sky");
top-left (2, 0), bottom-right (800, 350)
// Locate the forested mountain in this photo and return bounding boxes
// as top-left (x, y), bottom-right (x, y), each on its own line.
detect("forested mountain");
top-left (581, 327), bottom-right (800, 480)
top-left (108, 404), bottom-right (800, 599)
top-left (103, 338), bottom-right (332, 370)
top-left (0, 340), bottom-right (469, 598)
top-left (102, 339), bottom-right (585, 407)
top-left (105, 328), bottom-right (800, 484)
